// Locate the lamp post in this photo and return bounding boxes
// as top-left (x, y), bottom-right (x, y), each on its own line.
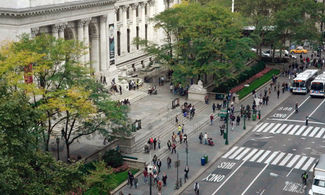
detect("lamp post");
top-left (56, 137), bottom-right (60, 161)
top-left (243, 112), bottom-right (246, 130)
top-left (224, 93), bottom-right (230, 145)
top-left (186, 142), bottom-right (189, 166)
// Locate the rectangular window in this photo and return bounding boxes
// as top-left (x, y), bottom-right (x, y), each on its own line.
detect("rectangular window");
top-left (127, 29), bottom-right (130, 53)
top-left (136, 6), bottom-right (139, 17)
top-left (136, 26), bottom-right (139, 50)
top-left (145, 4), bottom-right (147, 15)
top-left (145, 24), bottom-right (148, 43)
top-left (127, 7), bottom-right (130, 19)
top-left (117, 31), bottom-right (121, 56)
top-left (116, 8), bottom-right (120, 21)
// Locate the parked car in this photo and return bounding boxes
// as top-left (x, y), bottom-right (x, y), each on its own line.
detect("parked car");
top-left (290, 46), bottom-right (308, 54)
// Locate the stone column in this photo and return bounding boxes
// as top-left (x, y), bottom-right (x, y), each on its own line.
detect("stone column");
top-left (58, 23), bottom-right (67, 39)
top-left (83, 18), bottom-right (91, 65)
top-left (100, 15), bottom-right (108, 71)
top-left (148, 1), bottom-right (156, 42)
top-left (130, 4), bottom-right (137, 52)
top-left (52, 24), bottom-right (59, 39)
top-left (90, 18), bottom-right (100, 73)
top-left (121, 6), bottom-right (128, 55)
top-left (77, 20), bottom-right (85, 64)
top-left (139, 3), bottom-right (145, 47)
top-left (31, 27), bottom-right (40, 38)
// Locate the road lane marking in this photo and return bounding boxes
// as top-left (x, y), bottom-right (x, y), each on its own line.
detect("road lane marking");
top-left (301, 157), bottom-right (315, 171)
top-left (282, 124), bottom-right (294, 134)
top-left (286, 168), bottom-right (295, 177)
top-left (250, 150), bottom-right (265, 162)
top-left (229, 147), bottom-right (245, 159)
top-left (275, 124), bottom-right (287, 134)
top-left (294, 156), bottom-right (308, 169)
top-left (242, 149), bottom-right (258, 161)
top-left (241, 163), bottom-right (269, 195)
top-left (262, 123), bottom-right (275, 133)
top-left (302, 126), bottom-right (314, 136)
top-left (264, 151), bottom-right (279, 164)
top-left (309, 127), bottom-right (320, 137)
top-left (279, 153), bottom-right (293, 166)
top-left (288, 125), bottom-right (300, 135)
top-left (212, 160), bottom-right (246, 195)
top-left (235, 148), bottom-right (251, 160)
top-left (316, 128), bottom-right (325, 138)
top-left (271, 152), bottom-right (286, 165)
top-left (257, 150), bottom-right (271, 163)
top-left (269, 123), bottom-right (281, 134)
top-left (295, 126), bottom-right (307, 136)
top-left (256, 123), bottom-right (269, 132)
top-left (286, 155), bottom-right (301, 168)
top-left (222, 146), bottom-right (239, 158)
top-left (268, 118), bottom-right (325, 125)
top-left (252, 123), bottom-right (263, 132)
top-left (308, 98), bottom-right (325, 117)
top-left (285, 96), bottom-right (310, 120)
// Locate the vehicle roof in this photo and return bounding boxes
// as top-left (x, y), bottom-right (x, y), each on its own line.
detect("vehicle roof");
top-left (294, 69), bottom-right (318, 80)
top-left (312, 72), bottom-right (325, 82)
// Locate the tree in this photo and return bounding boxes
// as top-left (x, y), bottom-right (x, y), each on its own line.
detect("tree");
top-left (135, 2), bottom-right (254, 88)
top-left (0, 34), bottom-right (131, 160)
top-left (0, 88), bottom-right (84, 194)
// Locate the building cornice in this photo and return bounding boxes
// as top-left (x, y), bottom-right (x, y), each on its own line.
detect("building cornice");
top-left (0, 0), bottom-right (116, 17)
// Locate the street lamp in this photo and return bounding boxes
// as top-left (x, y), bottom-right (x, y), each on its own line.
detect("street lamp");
top-left (224, 93), bottom-right (230, 145)
top-left (243, 112), bottom-right (246, 130)
top-left (186, 141), bottom-right (189, 166)
top-left (56, 137), bottom-right (60, 161)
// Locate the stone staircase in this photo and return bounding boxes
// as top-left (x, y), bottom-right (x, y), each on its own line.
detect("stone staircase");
top-left (109, 83), bottom-right (150, 104)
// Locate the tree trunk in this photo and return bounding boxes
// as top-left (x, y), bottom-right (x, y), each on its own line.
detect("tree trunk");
top-left (66, 141), bottom-right (70, 162)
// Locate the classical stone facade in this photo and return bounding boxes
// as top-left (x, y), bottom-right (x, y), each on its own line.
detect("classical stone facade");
top-left (0, 0), bottom-right (179, 82)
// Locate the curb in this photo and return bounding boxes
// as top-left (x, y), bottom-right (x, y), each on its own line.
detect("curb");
top-left (111, 170), bottom-right (142, 194)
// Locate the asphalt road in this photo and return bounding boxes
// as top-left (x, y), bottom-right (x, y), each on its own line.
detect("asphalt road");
top-left (183, 92), bottom-right (325, 195)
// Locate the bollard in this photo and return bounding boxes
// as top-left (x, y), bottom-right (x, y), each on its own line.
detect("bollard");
top-left (306, 116), bottom-right (309, 126)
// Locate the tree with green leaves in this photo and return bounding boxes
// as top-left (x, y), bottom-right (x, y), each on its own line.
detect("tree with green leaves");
top-left (135, 2), bottom-right (255, 87)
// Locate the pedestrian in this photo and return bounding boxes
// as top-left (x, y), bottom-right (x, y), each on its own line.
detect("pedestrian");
top-left (204, 95), bottom-right (209, 104)
top-left (157, 180), bottom-right (162, 193)
top-left (212, 103), bottom-right (216, 113)
top-left (220, 124), bottom-right (225, 136)
top-left (204, 132), bottom-right (208, 145)
top-left (184, 165), bottom-right (189, 182)
top-left (175, 115), bottom-right (178, 124)
top-left (157, 159), bottom-right (162, 173)
top-left (150, 137), bottom-right (154, 149)
top-left (167, 140), bottom-right (172, 151)
top-left (277, 89), bottom-right (280, 99)
top-left (158, 137), bottom-right (161, 149)
top-left (129, 173), bottom-right (134, 188)
top-left (119, 85), bottom-right (122, 95)
top-left (179, 132), bottom-right (183, 143)
top-left (152, 154), bottom-right (157, 165)
top-left (302, 171), bottom-right (308, 185)
top-left (172, 143), bottom-right (176, 154)
top-left (178, 124), bottom-right (182, 135)
top-left (162, 173), bottom-right (167, 186)
top-left (295, 102), bottom-right (299, 113)
top-left (210, 114), bottom-right (214, 125)
top-left (128, 170), bottom-right (132, 185)
top-left (194, 182), bottom-right (200, 195)
top-left (167, 156), bottom-right (172, 168)
top-left (265, 96), bottom-right (269, 105)
top-left (143, 168), bottom-right (148, 183)
top-left (153, 138), bottom-right (157, 150)
top-left (183, 134), bottom-right (188, 143)
top-left (199, 132), bottom-right (203, 144)
top-left (236, 115), bottom-right (240, 126)
top-left (134, 177), bottom-right (138, 189)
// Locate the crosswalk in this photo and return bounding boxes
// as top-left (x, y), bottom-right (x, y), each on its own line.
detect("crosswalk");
top-left (253, 122), bottom-right (325, 138)
top-left (222, 146), bottom-right (316, 172)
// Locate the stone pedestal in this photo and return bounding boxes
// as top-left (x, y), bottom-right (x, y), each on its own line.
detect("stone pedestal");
top-left (116, 134), bottom-right (136, 154)
top-left (188, 80), bottom-right (207, 101)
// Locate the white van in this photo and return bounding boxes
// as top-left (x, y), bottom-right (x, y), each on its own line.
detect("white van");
top-left (309, 155), bottom-right (325, 195)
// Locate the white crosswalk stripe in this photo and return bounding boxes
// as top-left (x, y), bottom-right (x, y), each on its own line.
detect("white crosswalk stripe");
top-left (286, 155), bottom-right (301, 168)
top-left (271, 152), bottom-right (286, 165)
top-left (279, 153), bottom-right (293, 166)
top-left (257, 150), bottom-right (271, 163)
top-left (269, 123), bottom-right (281, 134)
top-left (275, 124), bottom-right (288, 134)
top-left (235, 148), bottom-right (251, 160)
top-left (282, 124), bottom-right (294, 134)
top-left (295, 126), bottom-right (307, 136)
top-left (249, 150), bottom-right (265, 162)
top-left (228, 147), bottom-right (245, 159)
top-left (302, 127), bottom-right (314, 136)
top-left (316, 128), bottom-right (325, 138)
top-left (301, 157), bottom-right (315, 171)
top-left (263, 123), bottom-right (275, 133)
top-left (288, 125), bottom-right (300, 135)
top-left (222, 146), bottom-right (239, 158)
top-left (264, 151), bottom-right (279, 164)
top-left (294, 156), bottom-right (308, 169)
top-left (256, 123), bottom-right (269, 132)
top-left (242, 149), bottom-right (258, 161)
top-left (309, 127), bottom-right (320, 137)
top-left (252, 123), bottom-right (263, 132)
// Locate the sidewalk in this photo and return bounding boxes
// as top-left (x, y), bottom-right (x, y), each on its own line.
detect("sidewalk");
top-left (115, 76), bottom-right (291, 195)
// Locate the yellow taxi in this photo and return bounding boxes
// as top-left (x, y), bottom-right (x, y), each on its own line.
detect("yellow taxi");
top-left (290, 46), bottom-right (308, 54)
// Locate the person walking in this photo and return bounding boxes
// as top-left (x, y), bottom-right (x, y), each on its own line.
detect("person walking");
top-left (152, 154), bottom-right (158, 165)
top-left (178, 124), bottom-right (182, 135)
top-left (158, 137), bottom-right (161, 149)
top-left (212, 103), bottom-right (216, 113)
top-left (277, 89), bottom-right (280, 99)
top-left (194, 182), bottom-right (200, 195)
top-left (172, 143), bottom-right (176, 154)
top-left (129, 173), bottom-right (134, 188)
top-left (153, 138), bottom-right (157, 150)
top-left (157, 159), bottom-right (162, 173)
top-left (167, 156), bottom-right (172, 169)
top-left (210, 114), bottom-right (214, 125)
top-left (204, 132), bottom-right (208, 145)
top-left (236, 115), bottom-right (240, 126)
top-left (295, 102), bottom-right (299, 113)
top-left (302, 171), bottom-right (308, 185)
top-left (175, 115), bottom-right (179, 124)
top-left (199, 132), bottom-right (203, 144)
top-left (167, 140), bottom-right (172, 151)
top-left (220, 124), bottom-right (225, 136)
top-left (162, 173), bottom-right (167, 186)
top-left (183, 134), bottom-right (188, 143)
top-left (143, 168), bottom-right (148, 184)
top-left (184, 165), bottom-right (189, 182)
top-left (179, 132), bottom-right (183, 144)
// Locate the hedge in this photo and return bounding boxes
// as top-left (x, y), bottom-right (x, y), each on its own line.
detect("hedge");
top-left (237, 69), bottom-right (280, 99)
top-left (213, 61), bottom-right (266, 93)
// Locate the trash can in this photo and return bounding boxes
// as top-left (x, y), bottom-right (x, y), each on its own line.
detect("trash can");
top-left (201, 157), bottom-right (205, 166)
top-left (252, 114), bottom-right (257, 121)
top-left (204, 155), bottom-right (208, 164)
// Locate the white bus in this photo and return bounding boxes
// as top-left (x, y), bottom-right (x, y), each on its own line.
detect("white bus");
top-left (310, 72), bottom-right (325, 97)
top-left (291, 69), bottom-right (318, 94)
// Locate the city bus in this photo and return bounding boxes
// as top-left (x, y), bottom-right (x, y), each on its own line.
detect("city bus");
top-left (291, 69), bottom-right (318, 94)
top-left (310, 72), bottom-right (325, 97)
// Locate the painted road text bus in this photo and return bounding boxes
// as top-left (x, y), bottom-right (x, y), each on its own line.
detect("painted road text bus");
top-left (291, 69), bottom-right (318, 94)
